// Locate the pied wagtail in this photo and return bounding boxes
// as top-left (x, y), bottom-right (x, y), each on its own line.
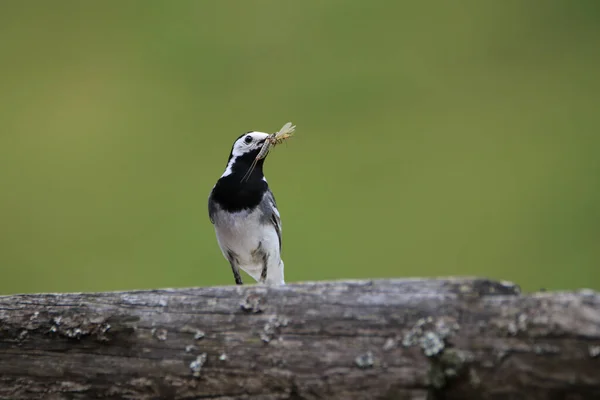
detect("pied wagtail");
top-left (208, 129), bottom-right (287, 285)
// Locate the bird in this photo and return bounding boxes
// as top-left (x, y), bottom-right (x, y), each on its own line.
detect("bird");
top-left (208, 130), bottom-right (285, 285)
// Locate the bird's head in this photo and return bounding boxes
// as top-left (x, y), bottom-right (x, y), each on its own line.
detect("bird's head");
top-left (220, 131), bottom-right (271, 180)
top-left (230, 131), bottom-right (270, 159)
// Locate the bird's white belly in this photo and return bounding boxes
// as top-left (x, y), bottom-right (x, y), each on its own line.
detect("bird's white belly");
top-left (214, 209), bottom-right (280, 282)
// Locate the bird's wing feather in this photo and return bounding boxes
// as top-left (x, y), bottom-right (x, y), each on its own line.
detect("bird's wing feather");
top-left (261, 189), bottom-right (282, 252)
top-left (208, 193), bottom-right (217, 224)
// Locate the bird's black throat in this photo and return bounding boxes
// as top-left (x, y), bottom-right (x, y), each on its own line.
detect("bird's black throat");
top-left (210, 149), bottom-right (269, 213)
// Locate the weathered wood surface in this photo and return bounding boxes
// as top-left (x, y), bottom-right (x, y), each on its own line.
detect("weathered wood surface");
top-left (0, 278), bottom-right (599, 400)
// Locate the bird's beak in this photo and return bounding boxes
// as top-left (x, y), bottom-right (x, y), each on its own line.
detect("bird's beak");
top-left (255, 138), bottom-right (272, 160)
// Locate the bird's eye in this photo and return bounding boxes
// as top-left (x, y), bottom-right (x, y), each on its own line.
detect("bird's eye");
top-left (244, 136), bottom-right (253, 144)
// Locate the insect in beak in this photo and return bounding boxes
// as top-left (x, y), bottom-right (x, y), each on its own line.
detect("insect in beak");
top-left (241, 122), bottom-right (296, 182)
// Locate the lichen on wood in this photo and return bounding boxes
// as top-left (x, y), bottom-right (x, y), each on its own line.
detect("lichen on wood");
top-left (0, 278), bottom-right (599, 400)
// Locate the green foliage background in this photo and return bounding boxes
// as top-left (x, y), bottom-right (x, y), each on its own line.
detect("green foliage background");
top-left (1, 1), bottom-right (599, 294)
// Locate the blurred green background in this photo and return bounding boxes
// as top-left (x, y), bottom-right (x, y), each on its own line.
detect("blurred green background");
top-left (1, 1), bottom-right (599, 294)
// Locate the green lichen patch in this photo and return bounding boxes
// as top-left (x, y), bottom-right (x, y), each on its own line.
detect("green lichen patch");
top-left (402, 316), bottom-right (459, 357)
top-left (259, 315), bottom-right (289, 343)
top-left (190, 353), bottom-right (207, 378)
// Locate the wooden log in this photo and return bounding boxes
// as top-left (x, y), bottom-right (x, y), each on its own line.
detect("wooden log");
top-left (0, 278), bottom-right (599, 400)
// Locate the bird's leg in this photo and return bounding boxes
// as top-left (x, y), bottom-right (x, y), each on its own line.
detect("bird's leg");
top-left (259, 249), bottom-right (269, 284)
top-left (250, 241), bottom-right (269, 284)
top-left (226, 250), bottom-right (243, 285)
top-left (260, 263), bottom-right (268, 283)
top-left (231, 263), bottom-right (243, 285)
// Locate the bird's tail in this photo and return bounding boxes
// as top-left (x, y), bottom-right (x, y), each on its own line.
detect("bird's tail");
top-left (265, 260), bottom-right (285, 285)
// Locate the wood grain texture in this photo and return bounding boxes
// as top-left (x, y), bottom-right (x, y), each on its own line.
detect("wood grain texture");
top-left (0, 278), bottom-right (599, 400)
